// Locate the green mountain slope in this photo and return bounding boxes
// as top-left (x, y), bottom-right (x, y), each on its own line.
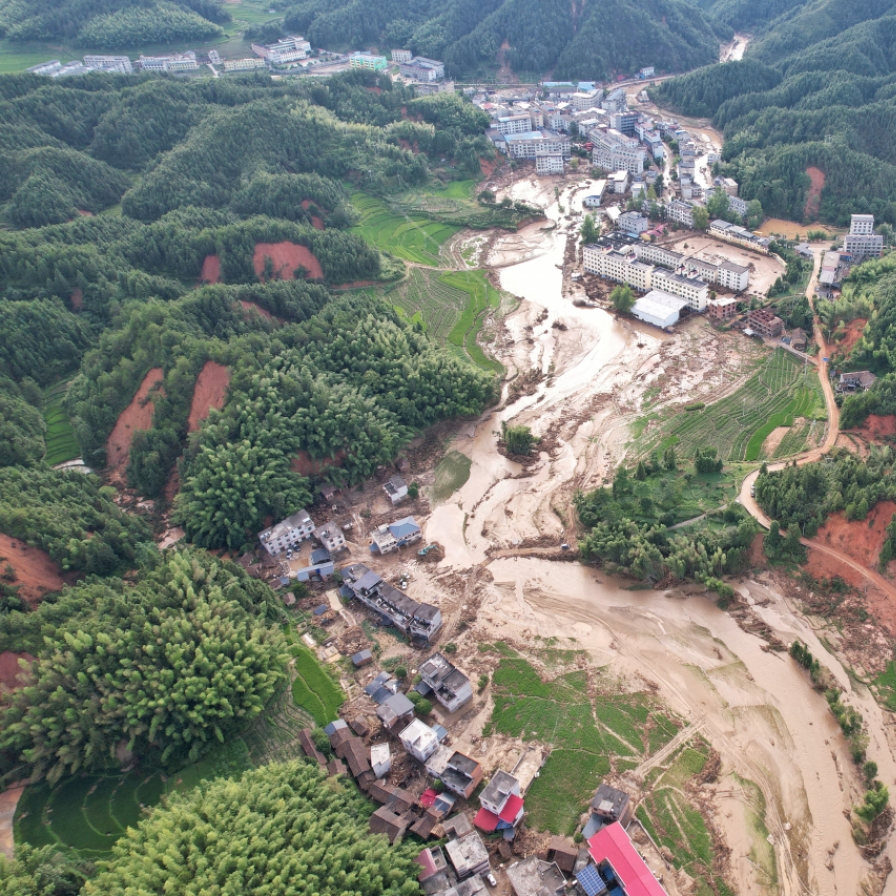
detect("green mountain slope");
top-left (653, 0), bottom-right (896, 224)
top-left (284, 0), bottom-right (729, 79)
top-left (0, 0), bottom-right (229, 48)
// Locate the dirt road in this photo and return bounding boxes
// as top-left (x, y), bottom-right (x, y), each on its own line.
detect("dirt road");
top-left (735, 249), bottom-right (896, 600)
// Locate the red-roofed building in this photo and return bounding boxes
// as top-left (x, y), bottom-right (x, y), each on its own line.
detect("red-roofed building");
top-left (474, 793), bottom-right (525, 833)
top-left (586, 822), bottom-right (669, 896)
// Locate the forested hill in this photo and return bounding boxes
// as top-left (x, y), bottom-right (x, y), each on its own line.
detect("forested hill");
top-left (0, 0), bottom-right (230, 48)
top-left (284, 0), bottom-right (728, 79)
top-left (0, 70), bottom-right (500, 552)
top-left (653, 0), bottom-right (896, 224)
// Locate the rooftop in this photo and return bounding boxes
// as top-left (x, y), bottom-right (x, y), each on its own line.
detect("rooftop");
top-left (481, 769), bottom-right (519, 808)
top-left (506, 856), bottom-right (566, 896)
top-left (587, 822), bottom-right (668, 896)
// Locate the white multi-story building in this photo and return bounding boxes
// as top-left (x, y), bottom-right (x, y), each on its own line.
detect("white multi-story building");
top-left (844, 214), bottom-right (884, 260)
top-left (634, 243), bottom-right (684, 269)
top-left (224, 58), bottom-right (266, 72)
top-left (258, 509), bottom-right (315, 557)
top-left (140, 52), bottom-right (198, 72)
top-left (583, 248), bottom-right (654, 292)
top-left (591, 128), bottom-right (647, 175)
top-left (399, 57), bottom-right (445, 81)
top-left (667, 199), bottom-right (696, 228)
top-left (391, 49), bottom-right (412, 63)
top-left (252, 36), bottom-right (311, 66)
top-left (709, 220), bottom-right (771, 254)
top-left (495, 114), bottom-right (533, 135)
top-left (536, 153), bottom-right (565, 175)
top-left (400, 719), bottom-right (440, 762)
top-left (84, 55), bottom-right (133, 74)
top-left (617, 212), bottom-right (649, 235)
top-left (718, 261), bottom-right (750, 292)
top-left (572, 90), bottom-right (603, 111)
top-left (609, 170), bottom-right (630, 194)
top-left (651, 269), bottom-right (709, 311)
top-left (503, 131), bottom-right (570, 160)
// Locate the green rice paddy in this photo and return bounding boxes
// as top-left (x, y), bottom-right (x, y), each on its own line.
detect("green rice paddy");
top-left (641, 348), bottom-right (825, 464)
top-left (432, 450), bottom-right (472, 503)
top-left (290, 644), bottom-right (345, 726)
top-left (43, 383), bottom-right (80, 466)
top-left (351, 193), bottom-right (459, 265)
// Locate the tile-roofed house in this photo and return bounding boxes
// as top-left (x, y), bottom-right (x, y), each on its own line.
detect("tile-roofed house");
top-left (506, 856), bottom-right (566, 896)
top-left (586, 822), bottom-right (669, 896)
top-left (417, 653), bottom-right (474, 713)
top-left (340, 736), bottom-right (372, 778)
top-left (839, 370), bottom-right (877, 391)
top-left (411, 808), bottom-right (444, 841)
top-left (298, 729), bottom-right (327, 766)
top-left (369, 805), bottom-right (411, 844)
top-left (377, 692), bottom-right (416, 733)
top-left (350, 716), bottom-right (371, 737)
top-left (546, 836), bottom-right (579, 874)
top-left (326, 757), bottom-right (347, 777)
top-left (445, 830), bottom-right (491, 879)
top-left (442, 813), bottom-right (473, 839)
top-left (584, 783), bottom-right (633, 838)
top-left (352, 649), bottom-right (374, 667)
top-left (789, 328), bottom-right (808, 350)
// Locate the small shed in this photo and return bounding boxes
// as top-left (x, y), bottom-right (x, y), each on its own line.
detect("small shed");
top-left (352, 649), bottom-right (374, 668)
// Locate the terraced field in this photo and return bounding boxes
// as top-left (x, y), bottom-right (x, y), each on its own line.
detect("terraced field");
top-left (43, 383), bottom-right (80, 466)
top-left (350, 193), bottom-right (458, 265)
top-left (642, 349), bottom-right (825, 463)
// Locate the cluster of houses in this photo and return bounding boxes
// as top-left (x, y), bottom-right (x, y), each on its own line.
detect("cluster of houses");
top-left (816, 215), bottom-right (885, 298)
top-left (29, 52), bottom-right (199, 77)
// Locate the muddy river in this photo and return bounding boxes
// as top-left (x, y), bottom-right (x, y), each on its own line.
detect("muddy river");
top-left (425, 179), bottom-right (895, 895)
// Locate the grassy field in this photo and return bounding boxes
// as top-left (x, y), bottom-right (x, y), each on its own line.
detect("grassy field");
top-left (640, 349), bottom-right (826, 464)
top-left (441, 270), bottom-right (504, 374)
top-left (290, 644), bottom-right (345, 726)
top-left (43, 383), bottom-right (80, 466)
top-left (351, 193), bottom-right (459, 265)
top-left (432, 450), bottom-right (472, 503)
top-left (637, 740), bottom-right (733, 896)
top-left (484, 649), bottom-right (681, 835)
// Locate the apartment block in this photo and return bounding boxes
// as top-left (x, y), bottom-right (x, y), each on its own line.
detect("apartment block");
top-left (591, 128), bottom-right (646, 175)
top-left (495, 114), bottom-right (534, 135)
top-left (718, 260), bottom-right (750, 292)
top-left (536, 153), bottom-right (565, 175)
top-left (844, 214), bottom-right (884, 260)
top-left (666, 199), bottom-right (696, 229)
top-left (747, 308), bottom-right (784, 338)
top-left (83, 55), bottom-right (133, 73)
top-left (399, 57), bottom-right (445, 81)
top-left (709, 220), bottom-right (771, 254)
top-left (503, 131), bottom-right (571, 160)
top-left (391, 49), bottom-right (412, 63)
top-left (350, 52), bottom-right (388, 71)
top-left (651, 269), bottom-right (709, 311)
top-left (224, 58), bottom-right (266, 72)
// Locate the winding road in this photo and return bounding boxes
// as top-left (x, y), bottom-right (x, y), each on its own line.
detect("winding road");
top-left (736, 248), bottom-right (896, 602)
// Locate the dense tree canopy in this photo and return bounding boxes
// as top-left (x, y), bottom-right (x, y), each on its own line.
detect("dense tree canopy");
top-left (0, 550), bottom-right (286, 781)
top-left (84, 761), bottom-right (421, 896)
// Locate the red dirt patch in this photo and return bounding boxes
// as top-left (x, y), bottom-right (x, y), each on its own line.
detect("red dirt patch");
top-left (804, 166), bottom-right (825, 221)
top-left (0, 533), bottom-right (74, 606)
top-left (332, 279), bottom-right (379, 290)
top-left (0, 652), bottom-right (35, 692)
top-left (70, 288), bottom-right (83, 311)
top-left (187, 361), bottom-right (230, 433)
top-left (77, 209), bottom-right (94, 217)
top-left (366, 85), bottom-right (383, 95)
top-left (253, 241), bottom-right (323, 281)
top-left (310, 215), bottom-right (325, 230)
top-left (200, 254), bottom-right (221, 284)
top-left (290, 449), bottom-right (346, 476)
top-left (480, 157), bottom-right (497, 178)
top-left (856, 415), bottom-right (896, 440)
top-left (835, 317), bottom-right (866, 356)
top-left (106, 368), bottom-right (165, 473)
top-left (814, 500), bottom-right (896, 572)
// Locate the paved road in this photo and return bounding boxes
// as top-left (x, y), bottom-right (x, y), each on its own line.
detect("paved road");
top-left (734, 249), bottom-right (896, 600)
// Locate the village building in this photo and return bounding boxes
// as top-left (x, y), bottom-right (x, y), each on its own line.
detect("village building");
top-left (583, 821), bottom-right (669, 896)
top-left (384, 474), bottom-right (409, 505)
top-left (789, 328), bottom-right (808, 350)
top-left (376, 693), bottom-right (416, 734)
top-left (617, 212), bottom-right (649, 236)
top-left (258, 509), bottom-right (315, 557)
top-left (708, 219), bottom-right (771, 254)
top-left (844, 213), bottom-right (884, 260)
top-left (370, 516), bottom-right (423, 554)
top-left (546, 837), bottom-right (579, 874)
top-left (400, 718), bottom-right (442, 762)
top-left (583, 783), bottom-right (634, 838)
top-left (369, 805), bottom-right (411, 844)
top-left (425, 747), bottom-right (483, 799)
top-left (399, 57), bottom-right (446, 81)
top-left (417, 653), bottom-right (473, 712)
top-left (445, 831), bottom-right (492, 879)
top-left (839, 370), bottom-right (877, 391)
top-left (650, 269), bottom-right (709, 311)
top-left (341, 563), bottom-right (442, 644)
top-left (370, 743), bottom-right (391, 778)
top-left (707, 297), bottom-right (738, 323)
top-left (506, 857), bottom-right (566, 896)
top-left (391, 49), bottom-right (413, 63)
top-left (747, 308), bottom-right (784, 339)
top-left (224, 58), bottom-right (266, 72)
top-left (536, 152), bottom-right (566, 175)
top-left (631, 291), bottom-right (689, 329)
top-left (351, 648), bottom-right (374, 668)
top-left (314, 523), bottom-right (347, 554)
top-left (475, 770), bottom-right (525, 834)
top-left (350, 52), bottom-right (388, 71)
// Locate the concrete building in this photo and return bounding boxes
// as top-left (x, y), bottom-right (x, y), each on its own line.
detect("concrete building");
top-left (609, 110), bottom-right (639, 137)
top-left (617, 212), bottom-right (649, 235)
top-left (391, 49), bottom-right (413, 63)
top-left (376, 693), bottom-right (415, 733)
top-left (224, 58), bottom-right (266, 72)
top-left (666, 199), bottom-right (696, 228)
top-left (603, 87), bottom-right (628, 114)
top-left (340, 563), bottom-right (442, 644)
top-left (314, 523), bottom-right (346, 554)
top-left (609, 170), bottom-right (630, 194)
top-left (495, 113), bottom-right (537, 135)
top-left (582, 182), bottom-right (607, 207)
top-left (445, 831), bottom-right (491, 880)
top-left (631, 291), bottom-right (689, 328)
top-left (708, 297), bottom-right (738, 322)
top-left (417, 652), bottom-right (473, 712)
top-left (503, 131), bottom-right (571, 160)
top-left (536, 152), bottom-right (565, 175)
top-left (844, 214), bottom-right (884, 260)
top-left (139, 52), bottom-right (198, 72)
top-left (572, 89), bottom-right (603, 110)
top-left (592, 129), bottom-right (647, 175)
top-left (633, 243), bottom-right (683, 269)
top-left (507, 857), bottom-right (566, 896)
top-left (839, 370), bottom-right (877, 391)
top-left (718, 260), bottom-right (750, 292)
top-left (414, 79), bottom-right (455, 95)
top-left (400, 718), bottom-right (441, 762)
top-left (371, 743), bottom-right (392, 778)
top-left (370, 516), bottom-right (422, 554)
top-left (476, 770), bottom-right (524, 834)
top-left (384, 474), bottom-right (408, 504)
top-left (259, 509), bottom-right (315, 557)
top-left (252, 36), bottom-right (311, 66)
top-left (350, 52), bottom-right (388, 71)
top-left (651, 269), bottom-right (709, 311)
top-left (747, 308), bottom-right (784, 338)
top-left (709, 219), bottom-right (771, 254)
top-left (585, 822), bottom-right (669, 896)
top-left (399, 57), bottom-right (445, 81)
top-left (83, 55), bottom-right (133, 73)
top-left (639, 65), bottom-right (656, 78)
top-left (425, 747), bottom-right (483, 799)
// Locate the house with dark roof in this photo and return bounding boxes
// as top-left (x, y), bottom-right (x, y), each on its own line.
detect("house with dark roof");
top-left (546, 836), bottom-right (579, 874)
top-left (417, 653), bottom-right (473, 713)
top-left (370, 805), bottom-right (411, 843)
top-left (376, 692), bottom-right (416, 734)
top-left (839, 370), bottom-right (877, 392)
top-left (341, 563), bottom-right (442, 644)
top-left (352, 648), bottom-right (374, 668)
top-left (258, 509), bottom-right (314, 557)
top-left (426, 746), bottom-right (483, 799)
top-left (384, 475), bottom-right (408, 505)
top-left (584, 783), bottom-right (633, 838)
top-left (445, 830), bottom-right (491, 879)
top-left (298, 729), bottom-right (327, 766)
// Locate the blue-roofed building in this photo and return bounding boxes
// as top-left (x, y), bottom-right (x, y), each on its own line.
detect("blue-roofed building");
top-left (576, 863), bottom-right (608, 896)
top-left (370, 516), bottom-right (423, 554)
